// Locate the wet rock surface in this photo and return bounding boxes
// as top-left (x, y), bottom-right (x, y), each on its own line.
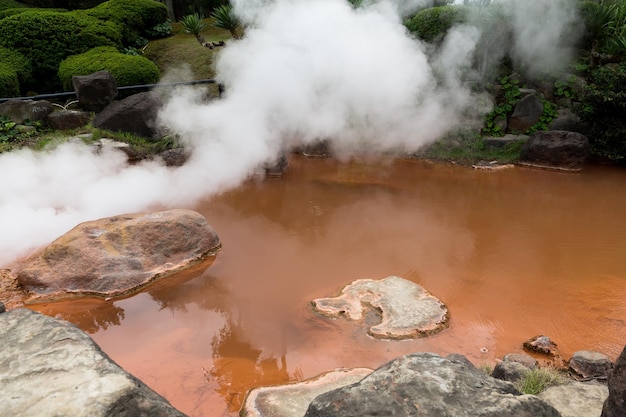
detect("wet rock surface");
top-left (312, 276), bottom-right (448, 339)
top-left (16, 209), bottom-right (221, 301)
top-left (242, 368), bottom-right (372, 417)
top-left (303, 352), bottom-right (561, 417)
top-left (570, 350), bottom-right (613, 380)
top-left (519, 130), bottom-right (589, 170)
top-left (0, 308), bottom-right (188, 417)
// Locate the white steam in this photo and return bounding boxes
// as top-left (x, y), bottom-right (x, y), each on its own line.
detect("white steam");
top-left (0, 0), bottom-right (579, 267)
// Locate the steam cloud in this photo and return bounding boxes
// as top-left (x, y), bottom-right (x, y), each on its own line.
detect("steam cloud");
top-left (0, 0), bottom-right (579, 266)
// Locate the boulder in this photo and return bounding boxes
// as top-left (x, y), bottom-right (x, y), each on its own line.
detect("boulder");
top-left (508, 93), bottom-right (544, 133)
top-left (72, 71), bottom-right (118, 113)
top-left (489, 352), bottom-right (540, 385)
top-left (16, 209), bottom-right (221, 301)
top-left (303, 352), bottom-right (562, 417)
top-left (93, 92), bottom-right (163, 141)
top-left (548, 108), bottom-right (582, 132)
top-left (540, 381), bottom-right (608, 417)
top-left (46, 110), bottom-right (91, 130)
top-left (0, 99), bottom-right (54, 124)
top-left (242, 368), bottom-right (372, 417)
top-left (569, 350), bottom-right (613, 380)
top-left (483, 134), bottom-right (528, 150)
top-left (312, 276), bottom-right (449, 339)
top-left (158, 148), bottom-right (191, 167)
top-left (0, 308), bottom-right (188, 417)
top-left (601, 345), bottom-right (626, 417)
top-left (519, 131), bottom-right (589, 170)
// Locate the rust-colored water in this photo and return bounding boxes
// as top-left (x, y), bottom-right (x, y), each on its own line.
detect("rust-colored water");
top-left (31, 156), bottom-right (626, 416)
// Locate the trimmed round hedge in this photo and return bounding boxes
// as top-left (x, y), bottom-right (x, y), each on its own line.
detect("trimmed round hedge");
top-left (405, 5), bottom-right (468, 43)
top-left (79, 0), bottom-right (168, 45)
top-left (58, 46), bottom-right (160, 90)
top-left (0, 47), bottom-right (32, 97)
top-left (0, 63), bottom-right (20, 98)
top-left (0, 10), bottom-right (122, 92)
top-left (0, 7), bottom-right (66, 19)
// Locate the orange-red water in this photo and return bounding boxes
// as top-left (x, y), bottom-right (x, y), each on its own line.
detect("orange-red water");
top-left (31, 156), bottom-right (626, 416)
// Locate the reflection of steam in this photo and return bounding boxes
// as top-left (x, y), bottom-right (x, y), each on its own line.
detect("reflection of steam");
top-left (0, 0), bottom-right (579, 267)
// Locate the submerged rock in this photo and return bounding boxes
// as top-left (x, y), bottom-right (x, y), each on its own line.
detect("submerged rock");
top-left (242, 368), bottom-right (372, 417)
top-left (303, 352), bottom-right (561, 417)
top-left (312, 276), bottom-right (448, 339)
top-left (0, 308), bottom-right (187, 417)
top-left (16, 209), bottom-right (221, 302)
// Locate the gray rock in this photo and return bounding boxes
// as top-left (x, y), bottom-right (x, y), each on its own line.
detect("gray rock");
top-left (93, 92), bottom-right (164, 141)
top-left (158, 148), bottom-right (190, 167)
top-left (0, 301), bottom-right (5, 313)
top-left (503, 353), bottom-right (539, 369)
top-left (312, 276), bottom-right (449, 339)
top-left (242, 368), bottom-right (372, 417)
top-left (46, 110), bottom-right (91, 130)
top-left (0, 308), bottom-right (188, 417)
top-left (492, 360), bottom-right (531, 383)
top-left (304, 352), bottom-right (562, 417)
top-left (483, 134), bottom-right (528, 150)
top-left (548, 108), bottom-right (582, 132)
top-left (508, 94), bottom-right (544, 133)
top-left (601, 345), bottom-right (626, 417)
top-left (16, 209), bottom-right (221, 301)
top-left (0, 99), bottom-right (54, 124)
top-left (519, 131), bottom-right (589, 171)
top-left (570, 350), bottom-right (613, 379)
top-left (72, 70), bottom-right (118, 113)
top-left (540, 381), bottom-right (608, 417)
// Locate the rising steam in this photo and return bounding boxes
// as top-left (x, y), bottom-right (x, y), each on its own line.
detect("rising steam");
top-left (0, 0), bottom-right (579, 266)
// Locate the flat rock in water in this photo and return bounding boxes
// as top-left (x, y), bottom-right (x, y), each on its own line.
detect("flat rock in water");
top-left (16, 209), bottom-right (221, 301)
top-left (0, 308), bottom-right (187, 417)
top-left (312, 276), bottom-right (448, 339)
top-left (241, 368), bottom-right (372, 417)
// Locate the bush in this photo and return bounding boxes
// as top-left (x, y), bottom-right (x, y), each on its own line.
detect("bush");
top-left (58, 46), bottom-right (160, 90)
top-left (0, 46), bottom-right (31, 87)
top-left (579, 63), bottom-right (626, 161)
top-left (79, 0), bottom-right (168, 45)
top-left (405, 5), bottom-right (468, 43)
top-left (0, 0), bottom-right (27, 10)
top-left (0, 64), bottom-right (20, 98)
top-left (0, 10), bottom-right (121, 92)
top-left (0, 7), bottom-right (66, 18)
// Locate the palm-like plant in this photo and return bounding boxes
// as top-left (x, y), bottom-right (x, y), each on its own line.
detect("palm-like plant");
top-left (180, 13), bottom-right (209, 47)
top-left (210, 4), bottom-right (241, 39)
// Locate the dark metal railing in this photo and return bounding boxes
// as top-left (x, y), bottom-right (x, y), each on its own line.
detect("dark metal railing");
top-left (0, 79), bottom-right (219, 103)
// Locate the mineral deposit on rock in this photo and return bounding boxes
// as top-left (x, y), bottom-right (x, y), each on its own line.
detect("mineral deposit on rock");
top-left (16, 209), bottom-right (221, 301)
top-left (312, 275), bottom-right (448, 339)
top-left (241, 368), bottom-right (372, 417)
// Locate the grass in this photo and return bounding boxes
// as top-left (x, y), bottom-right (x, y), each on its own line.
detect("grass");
top-left (514, 367), bottom-right (566, 395)
top-left (419, 131), bottom-right (523, 165)
top-left (143, 18), bottom-right (231, 80)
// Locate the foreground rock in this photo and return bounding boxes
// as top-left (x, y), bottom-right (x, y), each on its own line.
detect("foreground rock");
top-left (242, 368), bottom-right (372, 417)
top-left (519, 130), bottom-right (589, 171)
top-left (92, 91), bottom-right (163, 140)
top-left (72, 70), bottom-right (118, 113)
top-left (312, 276), bottom-right (448, 339)
top-left (0, 308), bottom-right (188, 417)
top-left (540, 381), bottom-right (608, 417)
top-left (304, 353), bottom-right (561, 417)
top-left (0, 98), bottom-right (54, 124)
top-left (16, 209), bottom-right (220, 301)
top-left (602, 345), bottom-right (626, 417)
top-left (569, 350), bottom-right (613, 380)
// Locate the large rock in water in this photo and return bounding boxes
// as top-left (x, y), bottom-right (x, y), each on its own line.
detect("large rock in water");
top-left (519, 130), bottom-right (589, 170)
top-left (16, 209), bottom-right (220, 301)
top-left (303, 353), bottom-right (562, 417)
top-left (0, 308), bottom-right (188, 417)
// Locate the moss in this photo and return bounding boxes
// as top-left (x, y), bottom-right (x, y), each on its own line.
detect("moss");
top-left (58, 46), bottom-right (160, 90)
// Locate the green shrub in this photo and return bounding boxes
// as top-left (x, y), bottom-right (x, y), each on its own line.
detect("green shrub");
top-left (405, 5), bottom-right (468, 43)
top-left (58, 46), bottom-right (160, 90)
top-left (0, 0), bottom-right (27, 11)
top-left (0, 10), bottom-right (121, 92)
top-left (79, 0), bottom-right (168, 45)
top-left (514, 367), bottom-right (565, 395)
top-left (0, 7), bottom-right (66, 18)
top-left (0, 63), bottom-right (20, 98)
top-left (579, 63), bottom-right (626, 161)
top-left (0, 46), bottom-right (31, 87)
